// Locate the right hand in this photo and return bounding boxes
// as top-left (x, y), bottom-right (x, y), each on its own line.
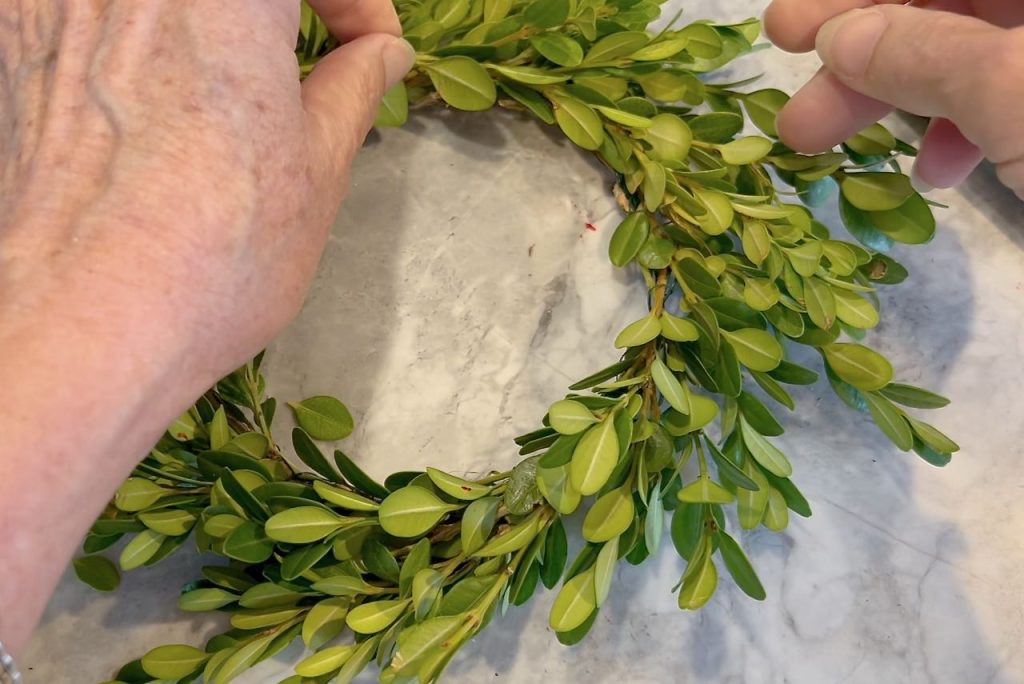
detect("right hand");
top-left (764, 0), bottom-right (1024, 199)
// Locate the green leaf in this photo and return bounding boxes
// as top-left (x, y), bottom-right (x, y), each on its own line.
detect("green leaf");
top-left (523, 0), bottom-right (569, 28)
top-left (427, 57), bottom-right (496, 111)
top-left (594, 105), bottom-right (653, 128)
top-left (375, 83), bottom-right (409, 128)
top-left (744, 277), bottom-right (780, 311)
top-left (548, 399), bottom-right (599, 435)
top-left (641, 113), bottom-right (692, 162)
top-left (784, 241), bottom-right (823, 278)
top-left (178, 587), bottom-right (239, 612)
top-left (413, 569), bottom-right (445, 620)
top-left (504, 457), bottom-right (542, 514)
top-left (313, 574), bottom-right (378, 597)
top-left (281, 541), bottom-right (332, 581)
top-left (210, 633), bottom-right (274, 684)
top-left (737, 392), bottom-right (784, 437)
top-left (694, 187), bottom-right (735, 236)
top-left (223, 521), bottom-right (275, 564)
top-left (541, 518), bottom-right (569, 589)
top-left (219, 469), bottom-right (270, 521)
top-left (677, 545), bottom-right (718, 610)
top-left (864, 393), bottom-right (913, 451)
top-left (631, 36), bottom-right (691, 61)
top-left (879, 383), bottom-right (950, 410)
top-left (823, 343), bottom-right (894, 392)
top-left (334, 450), bottom-right (390, 499)
top-left (742, 220), bottom-right (771, 265)
top-left (670, 503), bottom-right (703, 561)
top-left (846, 123), bottom-right (896, 156)
top-left (833, 288), bottom-right (880, 329)
top-left (488, 64), bottom-right (569, 85)
top-left (582, 487), bottom-right (635, 542)
top-left (549, 568), bottom-right (597, 632)
top-left (209, 406), bottom-right (231, 450)
top-left (593, 537), bottom-right (619, 607)
top-left (740, 417), bottom-right (792, 477)
top-left (840, 194), bottom-right (895, 252)
top-left (530, 33), bottom-right (583, 66)
top-left (313, 480), bottom-right (380, 511)
top-left (678, 477), bottom-right (735, 504)
top-left (474, 514), bottom-right (542, 557)
top-left (551, 93), bottom-right (605, 150)
top-left (138, 509), bottom-right (196, 537)
top-left (870, 193), bottom-right (936, 245)
top-left (907, 417), bottom-right (960, 454)
top-left (114, 478), bottom-right (168, 513)
top-left (640, 156), bottom-right (667, 211)
top-left (346, 599), bottom-right (410, 634)
top-left (743, 89), bottom-right (788, 137)
top-left (288, 396), bottom-right (354, 441)
top-left (434, 0), bottom-right (469, 28)
top-left (803, 276), bottom-right (837, 330)
top-left (570, 417), bottom-right (620, 495)
top-left (391, 615), bottom-right (464, 674)
top-left (425, 467), bottom-right (493, 501)
top-left (913, 438), bottom-right (954, 467)
top-left (688, 112), bottom-right (743, 143)
top-left (73, 555), bottom-right (121, 592)
top-left (238, 583), bottom-right (304, 610)
top-left (460, 496), bottom-right (500, 556)
top-left (736, 459), bottom-right (769, 529)
top-left (537, 463), bottom-right (582, 515)
top-left (142, 645), bottom-right (209, 680)
top-left (660, 313), bottom-right (701, 342)
top-left (498, 81), bottom-right (555, 124)
top-left (841, 172), bottom-right (914, 211)
top-left (379, 487), bottom-right (461, 538)
top-left (716, 532), bottom-right (766, 600)
top-left (292, 428), bottom-right (341, 481)
top-left (582, 31), bottom-right (650, 64)
top-left (295, 644), bottom-right (357, 678)
top-left (763, 487), bottom-right (790, 531)
top-left (652, 357), bottom-right (690, 415)
top-left (119, 530), bottom-right (166, 571)
top-left (718, 136), bottom-right (772, 165)
top-left (720, 329), bottom-right (783, 372)
top-left (608, 212), bottom-right (650, 267)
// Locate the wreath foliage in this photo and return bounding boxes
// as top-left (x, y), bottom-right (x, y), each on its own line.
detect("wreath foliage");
top-left (74, 2), bottom-right (957, 682)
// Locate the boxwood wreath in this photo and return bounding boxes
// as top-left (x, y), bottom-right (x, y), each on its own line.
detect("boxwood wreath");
top-left (73, 2), bottom-right (959, 683)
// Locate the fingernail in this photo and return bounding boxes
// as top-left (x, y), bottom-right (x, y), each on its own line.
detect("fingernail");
top-left (816, 9), bottom-right (889, 78)
top-left (910, 165), bottom-right (934, 194)
top-left (382, 37), bottom-right (416, 90)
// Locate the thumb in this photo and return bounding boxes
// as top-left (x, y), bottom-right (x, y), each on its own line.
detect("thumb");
top-left (814, 5), bottom-right (1023, 161)
top-left (302, 33), bottom-right (414, 184)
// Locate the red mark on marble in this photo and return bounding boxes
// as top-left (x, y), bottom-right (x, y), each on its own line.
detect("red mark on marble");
top-left (585, 222), bottom-right (598, 232)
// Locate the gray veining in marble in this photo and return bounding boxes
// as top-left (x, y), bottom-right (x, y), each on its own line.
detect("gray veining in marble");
top-left (22, 1), bottom-right (1024, 682)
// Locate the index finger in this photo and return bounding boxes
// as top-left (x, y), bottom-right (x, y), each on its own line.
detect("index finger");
top-left (306, 0), bottom-right (401, 42)
top-left (764, 0), bottom-right (907, 53)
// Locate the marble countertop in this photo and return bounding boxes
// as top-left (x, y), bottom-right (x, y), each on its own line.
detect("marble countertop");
top-left (22, 1), bottom-right (1024, 682)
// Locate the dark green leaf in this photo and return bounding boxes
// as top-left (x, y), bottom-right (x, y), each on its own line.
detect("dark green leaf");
top-left (288, 396), bottom-right (354, 441)
top-left (73, 555), bottom-right (121, 592)
top-left (716, 531), bottom-right (766, 600)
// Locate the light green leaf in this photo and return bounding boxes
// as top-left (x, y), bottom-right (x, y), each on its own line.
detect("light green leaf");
top-left (660, 313), bottom-right (700, 342)
top-left (210, 634), bottom-right (274, 684)
top-left (114, 478), bottom-right (168, 513)
top-left (426, 468), bottom-right (493, 501)
top-left (209, 406), bottom-right (230, 450)
top-left (841, 172), bottom-right (914, 211)
top-left (803, 276), bottom-right (837, 330)
top-left (288, 396), bottom-right (354, 441)
top-left (694, 187), bottom-right (735, 235)
top-left (530, 33), bottom-right (583, 67)
top-left (549, 568), bottom-right (596, 632)
top-left (593, 538), bottom-right (619, 607)
top-left (375, 83), bottom-right (409, 128)
top-left (608, 212), bottom-right (650, 267)
top-left (740, 418), bottom-right (793, 477)
top-left (488, 64), bottom-right (569, 85)
top-left (229, 606), bottom-right (304, 630)
top-left (295, 644), bottom-right (357, 678)
top-left (582, 487), bottom-right (635, 542)
top-left (743, 89), bottom-right (788, 137)
top-left (721, 329), bottom-right (783, 372)
top-left (641, 113), bottom-right (692, 161)
top-left (313, 480), bottom-right (380, 511)
top-left (879, 383), bottom-right (950, 410)
top-left (846, 123), bottom-right (895, 156)
top-left (833, 288), bottom-right (880, 329)
top-left (907, 417), bottom-right (960, 454)
top-left (784, 241), bottom-right (824, 278)
top-left (742, 220), bottom-right (772, 265)
top-left (870, 193), bottom-right (936, 245)
top-left (378, 487), bottom-right (461, 538)
top-left (678, 545), bottom-right (718, 610)
top-left (594, 105), bottom-right (653, 128)
top-left (178, 587), bottom-right (238, 612)
top-left (461, 496), bottom-right (500, 555)
top-left (119, 530), bottom-right (166, 571)
top-left (346, 599), bottom-right (410, 634)
top-left (391, 615), bottom-right (463, 674)
top-left (265, 506), bottom-right (344, 544)
top-left (744, 278), bottom-right (780, 311)
top-left (474, 513), bottom-right (542, 557)
top-left (718, 136), bottom-right (772, 165)
top-left (631, 36), bottom-right (690, 61)
top-left (582, 31), bottom-right (650, 64)
top-left (823, 343), bottom-right (894, 392)
top-left (864, 393), bottom-right (913, 451)
top-left (551, 93), bottom-right (605, 150)
top-left (524, 0), bottom-right (569, 28)
top-left (142, 645), bottom-right (209, 680)
top-left (570, 417), bottom-right (619, 495)
top-left (548, 399), bottom-right (599, 435)
top-left (736, 459), bottom-right (769, 530)
top-left (677, 476), bottom-right (735, 504)
top-left (537, 463), bottom-right (583, 515)
top-left (426, 57), bottom-right (497, 111)
top-left (302, 597), bottom-right (350, 650)
top-left (139, 509), bottom-right (196, 537)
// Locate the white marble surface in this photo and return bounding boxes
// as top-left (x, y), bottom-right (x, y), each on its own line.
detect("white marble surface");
top-left (23, 1), bottom-right (1024, 682)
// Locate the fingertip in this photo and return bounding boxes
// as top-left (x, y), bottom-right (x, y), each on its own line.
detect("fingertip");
top-left (912, 118), bottom-right (984, 190)
top-left (763, 0), bottom-right (819, 53)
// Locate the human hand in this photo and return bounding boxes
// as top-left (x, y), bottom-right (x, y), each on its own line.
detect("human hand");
top-left (0, 0), bottom-right (413, 656)
top-left (0, 0), bottom-right (414, 390)
top-left (763, 0), bottom-right (1024, 199)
